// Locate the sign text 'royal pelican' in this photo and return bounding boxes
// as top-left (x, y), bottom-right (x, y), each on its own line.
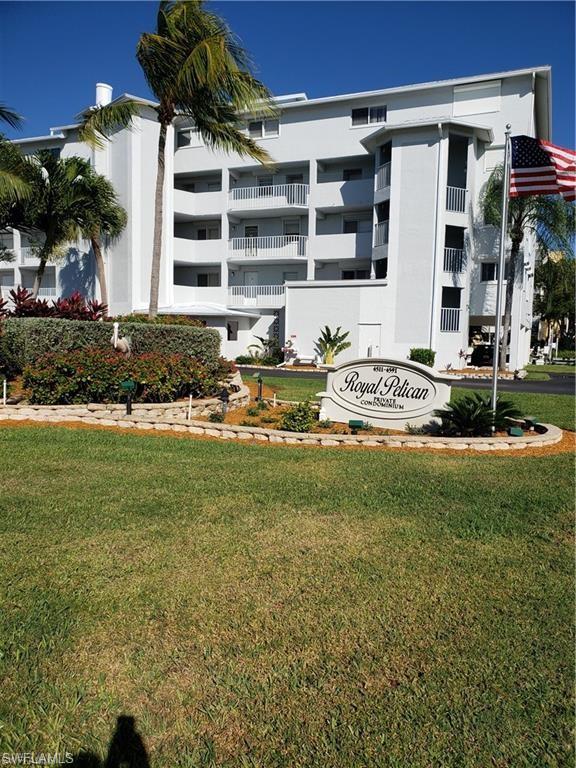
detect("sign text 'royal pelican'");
top-left (318, 358), bottom-right (458, 430)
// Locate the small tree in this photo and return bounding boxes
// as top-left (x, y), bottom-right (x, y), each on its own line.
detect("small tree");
top-left (315, 326), bottom-right (351, 365)
top-left (0, 104), bottom-right (30, 203)
top-left (76, 167), bottom-right (127, 311)
top-left (481, 165), bottom-right (574, 369)
top-left (534, 254), bottom-right (575, 352)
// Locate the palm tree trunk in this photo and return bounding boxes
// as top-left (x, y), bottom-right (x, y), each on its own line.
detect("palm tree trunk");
top-left (91, 233), bottom-right (108, 312)
top-left (31, 243), bottom-right (51, 298)
top-left (149, 121), bottom-right (168, 319)
top-left (498, 238), bottom-right (522, 371)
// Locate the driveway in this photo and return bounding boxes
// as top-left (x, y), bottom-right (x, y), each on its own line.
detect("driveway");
top-left (240, 367), bottom-right (575, 396)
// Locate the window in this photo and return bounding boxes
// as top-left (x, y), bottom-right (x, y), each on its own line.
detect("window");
top-left (177, 128), bottom-right (202, 148)
top-left (197, 227), bottom-right (219, 240)
top-left (227, 321), bottom-right (239, 341)
top-left (441, 286), bottom-right (462, 309)
top-left (343, 168), bottom-right (362, 181)
top-left (343, 216), bottom-right (372, 234)
top-left (207, 181), bottom-right (221, 192)
top-left (283, 219), bottom-right (300, 237)
top-left (48, 147), bottom-right (61, 159)
top-left (342, 269), bottom-right (370, 280)
top-left (481, 261), bottom-right (510, 281)
top-left (197, 272), bottom-right (220, 287)
top-left (351, 105), bottom-right (387, 126)
top-left (283, 271), bottom-right (298, 282)
top-left (481, 262), bottom-right (497, 282)
top-left (247, 118), bottom-right (279, 138)
top-left (286, 173), bottom-right (304, 185)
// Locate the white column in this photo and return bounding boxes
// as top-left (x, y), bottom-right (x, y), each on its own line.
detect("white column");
top-left (306, 159), bottom-right (316, 280)
top-left (221, 169), bottom-right (230, 289)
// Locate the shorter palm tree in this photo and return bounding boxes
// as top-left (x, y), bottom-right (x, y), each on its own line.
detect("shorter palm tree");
top-left (76, 168), bottom-right (127, 311)
top-left (5, 151), bottom-right (92, 296)
top-left (481, 165), bottom-right (574, 369)
top-left (315, 326), bottom-right (352, 365)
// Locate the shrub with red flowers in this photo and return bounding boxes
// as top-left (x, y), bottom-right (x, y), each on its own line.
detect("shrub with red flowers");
top-left (23, 349), bottom-right (229, 405)
top-left (4, 288), bottom-right (107, 320)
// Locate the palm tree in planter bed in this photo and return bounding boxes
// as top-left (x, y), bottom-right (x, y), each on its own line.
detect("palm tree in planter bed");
top-left (481, 164), bottom-right (574, 370)
top-left (1, 150), bottom-right (93, 297)
top-left (0, 104), bottom-right (30, 203)
top-left (79, 0), bottom-right (276, 319)
top-left (76, 167), bottom-right (127, 312)
top-left (315, 326), bottom-right (352, 365)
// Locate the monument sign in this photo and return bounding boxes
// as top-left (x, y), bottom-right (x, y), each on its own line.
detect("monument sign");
top-left (317, 358), bottom-right (458, 430)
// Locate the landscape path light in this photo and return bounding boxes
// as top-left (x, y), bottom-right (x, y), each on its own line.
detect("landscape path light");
top-left (219, 387), bottom-right (230, 417)
top-left (252, 371), bottom-right (263, 402)
top-left (120, 379), bottom-right (136, 415)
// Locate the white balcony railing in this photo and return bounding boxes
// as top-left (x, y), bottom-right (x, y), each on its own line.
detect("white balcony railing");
top-left (446, 186), bottom-right (466, 213)
top-left (374, 221), bottom-right (389, 247)
top-left (37, 286), bottom-right (57, 297)
top-left (443, 247), bottom-right (465, 273)
top-left (20, 247), bottom-right (41, 265)
top-left (229, 235), bottom-right (307, 260)
top-left (440, 308), bottom-right (461, 332)
top-left (228, 183), bottom-right (309, 210)
top-left (375, 162), bottom-right (391, 190)
top-left (228, 285), bottom-right (286, 308)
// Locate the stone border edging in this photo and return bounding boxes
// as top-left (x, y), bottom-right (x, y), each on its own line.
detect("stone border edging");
top-left (0, 402), bottom-right (563, 451)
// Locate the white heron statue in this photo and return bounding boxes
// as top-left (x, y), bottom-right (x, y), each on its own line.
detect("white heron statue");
top-left (111, 322), bottom-right (131, 356)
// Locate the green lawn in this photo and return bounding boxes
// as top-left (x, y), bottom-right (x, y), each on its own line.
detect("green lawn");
top-left (0, 425), bottom-right (573, 767)
top-left (525, 364), bottom-right (575, 375)
top-left (263, 375), bottom-right (576, 431)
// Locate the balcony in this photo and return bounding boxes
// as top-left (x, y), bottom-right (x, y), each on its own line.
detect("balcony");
top-left (173, 237), bottom-right (223, 264)
top-left (374, 221), bottom-right (389, 247)
top-left (228, 235), bottom-right (308, 263)
top-left (172, 285), bottom-right (226, 305)
top-left (443, 248), bottom-right (465, 273)
top-left (314, 178), bottom-right (373, 210)
top-left (375, 162), bottom-right (391, 191)
top-left (173, 188), bottom-right (223, 218)
top-left (228, 183), bottom-right (309, 214)
top-left (20, 246), bottom-right (41, 265)
top-left (440, 308), bottom-right (461, 332)
top-left (228, 285), bottom-right (286, 308)
top-left (315, 232), bottom-right (372, 262)
top-left (446, 186), bottom-right (466, 213)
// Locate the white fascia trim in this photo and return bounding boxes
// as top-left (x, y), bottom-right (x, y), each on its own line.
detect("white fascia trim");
top-left (12, 133), bottom-right (65, 144)
top-left (360, 118), bottom-right (494, 150)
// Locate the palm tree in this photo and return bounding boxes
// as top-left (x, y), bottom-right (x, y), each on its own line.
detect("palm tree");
top-left (534, 254), bottom-right (575, 350)
top-left (315, 326), bottom-right (352, 365)
top-left (80, 0), bottom-right (276, 319)
top-left (0, 104), bottom-right (30, 202)
top-left (77, 167), bottom-right (127, 311)
top-left (481, 164), bottom-right (574, 369)
top-left (6, 151), bottom-right (92, 297)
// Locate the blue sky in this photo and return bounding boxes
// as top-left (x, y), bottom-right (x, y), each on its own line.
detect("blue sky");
top-left (0, 1), bottom-right (574, 146)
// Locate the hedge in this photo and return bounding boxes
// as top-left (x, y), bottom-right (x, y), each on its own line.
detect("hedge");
top-left (0, 317), bottom-right (221, 374)
top-left (23, 350), bottom-right (225, 405)
top-left (409, 348), bottom-right (436, 367)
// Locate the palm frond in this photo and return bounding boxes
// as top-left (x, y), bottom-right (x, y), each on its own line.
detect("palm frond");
top-left (0, 104), bottom-right (24, 130)
top-left (77, 101), bottom-right (140, 149)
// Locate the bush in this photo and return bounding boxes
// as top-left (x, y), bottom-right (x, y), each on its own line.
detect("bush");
top-left (555, 348), bottom-right (575, 360)
top-left (435, 393), bottom-right (522, 437)
top-left (409, 348), bottom-right (436, 367)
top-left (5, 287), bottom-right (107, 320)
top-left (109, 314), bottom-right (205, 327)
top-left (235, 355), bottom-right (254, 365)
top-left (208, 412), bottom-right (225, 423)
top-left (280, 401), bottom-right (315, 433)
top-left (0, 317), bottom-right (220, 373)
top-left (23, 350), bottom-right (223, 405)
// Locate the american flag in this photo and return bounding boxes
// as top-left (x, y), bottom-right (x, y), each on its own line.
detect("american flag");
top-left (509, 135), bottom-right (576, 201)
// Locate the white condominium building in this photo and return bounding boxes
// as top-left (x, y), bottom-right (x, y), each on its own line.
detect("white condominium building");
top-left (2, 66), bottom-right (551, 369)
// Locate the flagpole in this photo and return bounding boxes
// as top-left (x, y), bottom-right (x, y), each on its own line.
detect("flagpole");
top-left (491, 124), bottom-right (512, 422)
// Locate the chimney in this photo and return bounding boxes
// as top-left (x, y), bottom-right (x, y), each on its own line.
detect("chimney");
top-left (95, 83), bottom-right (113, 107)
